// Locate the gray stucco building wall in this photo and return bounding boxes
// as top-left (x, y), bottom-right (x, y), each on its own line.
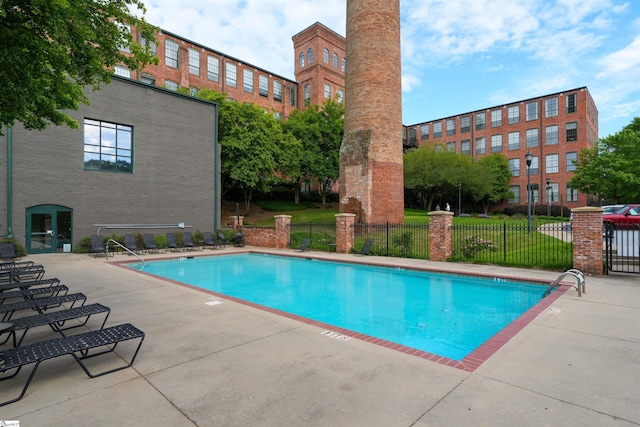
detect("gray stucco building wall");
top-left (0, 77), bottom-right (219, 252)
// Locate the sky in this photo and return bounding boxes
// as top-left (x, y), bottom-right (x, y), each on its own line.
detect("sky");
top-left (141, 0), bottom-right (640, 138)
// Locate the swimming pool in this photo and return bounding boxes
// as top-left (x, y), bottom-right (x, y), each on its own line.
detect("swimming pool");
top-left (131, 253), bottom-right (559, 365)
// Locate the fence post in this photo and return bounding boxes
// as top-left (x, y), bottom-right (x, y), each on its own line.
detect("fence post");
top-left (571, 207), bottom-right (603, 276)
top-left (335, 213), bottom-right (356, 254)
top-left (274, 215), bottom-right (291, 249)
top-left (429, 211), bottom-right (454, 261)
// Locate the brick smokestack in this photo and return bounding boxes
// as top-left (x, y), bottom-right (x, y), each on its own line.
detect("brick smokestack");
top-left (339, 0), bottom-right (404, 223)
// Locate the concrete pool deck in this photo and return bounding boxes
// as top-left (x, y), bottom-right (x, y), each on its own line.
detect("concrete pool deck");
top-left (2, 249), bottom-right (639, 426)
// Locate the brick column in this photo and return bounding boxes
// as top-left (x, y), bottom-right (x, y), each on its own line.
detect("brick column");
top-left (335, 213), bottom-right (356, 254)
top-left (274, 215), bottom-right (291, 249)
top-left (229, 216), bottom-right (244, 230)
top-left (571, 207), bottom-right (603, 276)
top-left (429, 211), bottom-right (454, 262)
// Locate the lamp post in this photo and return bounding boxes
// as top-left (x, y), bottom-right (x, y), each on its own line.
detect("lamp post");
top-left (525, 151), bottom-right (533, 232)
top-left (457, 183), bottom-right (462, 217)
top-left (546, 177), bottom-right (552, 222)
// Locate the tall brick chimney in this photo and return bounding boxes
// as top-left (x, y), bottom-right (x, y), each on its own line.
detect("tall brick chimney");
top-left (339, 0), bottom-right (404, 223)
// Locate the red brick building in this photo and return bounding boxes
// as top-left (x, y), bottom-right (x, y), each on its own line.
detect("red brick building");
top-left (403, 87), bottom-right (599, 210)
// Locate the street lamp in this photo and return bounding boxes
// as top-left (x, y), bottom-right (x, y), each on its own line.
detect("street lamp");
top-left (457, 183), bottom-right (462, 217)
top-left (525, 151), bottom-right (533, 232)
top-left (546, 177), bottom-right (552, 221)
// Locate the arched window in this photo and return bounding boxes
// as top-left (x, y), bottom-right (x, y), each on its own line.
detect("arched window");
top-left (333, 53), bottom-right (339, 68)
top-left (299, 52), bottom-right (304, 67)
top-left (336, 89), bottom-right (344, 103)
top-left (307, 48), bottom-right (313, 64)
top-left (323, 48), bottom-right (330, 63)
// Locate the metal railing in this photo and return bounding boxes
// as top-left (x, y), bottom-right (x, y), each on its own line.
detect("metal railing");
top-left (354, 222), bottom-right (430, 259)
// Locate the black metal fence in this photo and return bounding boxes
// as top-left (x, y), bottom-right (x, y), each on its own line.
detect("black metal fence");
top-left (290, 223), bottom-right (336, 251)
top-left (451, 222), bottom-right (572, 270)
top-left (604, 222), bottom-right (640, 274)
top-left (354, 222), bottom-right (430, 259)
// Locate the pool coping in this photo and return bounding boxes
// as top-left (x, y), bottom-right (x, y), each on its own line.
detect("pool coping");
top-left (111, 249), bottom-right (571, 372)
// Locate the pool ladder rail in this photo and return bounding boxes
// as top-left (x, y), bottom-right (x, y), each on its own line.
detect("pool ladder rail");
top-left (106, 239), bottom-right (146, 268)
top-left (543, 269), bottom-right (585, 298)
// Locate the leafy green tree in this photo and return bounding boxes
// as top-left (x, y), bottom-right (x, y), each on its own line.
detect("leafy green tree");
top-left (568, 118), bottom-right (640, 203)
top-left (475, 154), bottom-right (512, 214)
top-left (283, 99), bottom-right (344, 205)
top-left (0, 0), bottom-right (157, 133)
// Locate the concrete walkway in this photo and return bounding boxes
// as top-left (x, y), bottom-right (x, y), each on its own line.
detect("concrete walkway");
top-left (1, 249), bottom-right (639, 426)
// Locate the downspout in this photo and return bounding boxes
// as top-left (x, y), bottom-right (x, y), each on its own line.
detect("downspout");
top-left (214, 103), bottom-right (220, 231)
top-left (6, 127), bottom-right (13, 238)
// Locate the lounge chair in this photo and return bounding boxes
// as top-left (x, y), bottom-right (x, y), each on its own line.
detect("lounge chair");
top-left (295, 238), bottom-right (312, 252)
top-left (233, 232), bottom-right (245, 247)
top-left (202, 232), bottom-right (219, 250)
top-left (354, 239), bottom-right (374, 256)
top-left (143, 234), bottom-right (161, 253)
top-left (165, 232), bottom-right (180, 252)
top-left (124, 234), bottom-right (141, 254)
top-left (0, 264), bottom-right (46, 283)
top-left (0, 323), bottom-right (145, 407)
top-left (89, 235), bottom-right (110, 258)
top-left (0, 303), bottom-right (110, 347)
top-left (216, 232), bottom-right (228, 248)
top-left (0, 243), bottom-right (26, 261)
top-left (182, 231), bottom-right (197, 251)
top-left (0, 293), bottom-right (87, 322)
top-left (0, 284), bottom-right (69, 304)
top-left (0, 277), bottom-right (60, 294)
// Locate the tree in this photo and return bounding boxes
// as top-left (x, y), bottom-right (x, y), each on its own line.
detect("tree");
top-left (283, 99), bottom-right (344, 205)
top-left (475, 154), bottom-right (512, 214)
top-left (0, 0), bottom-right (158, 134)
top-left (568, 118), bottom-right (640, 203)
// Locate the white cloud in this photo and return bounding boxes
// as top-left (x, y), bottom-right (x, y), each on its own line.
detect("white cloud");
top-left (597, 34), bottom-right (640, 78)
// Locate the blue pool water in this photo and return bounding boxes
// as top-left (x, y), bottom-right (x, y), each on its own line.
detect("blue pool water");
top-left (134, 254), bottom-right (545, 361)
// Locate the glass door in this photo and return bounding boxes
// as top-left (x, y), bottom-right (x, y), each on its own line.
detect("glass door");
top-left (28, 212), bottom-right (54, 252)
top-left (26, 205), bottom-right (73, 254)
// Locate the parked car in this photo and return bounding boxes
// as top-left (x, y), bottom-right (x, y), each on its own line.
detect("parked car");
top-left (602, 204), bottom-right (640, 230)
top-left (602, 204), bottom-right (625, 214)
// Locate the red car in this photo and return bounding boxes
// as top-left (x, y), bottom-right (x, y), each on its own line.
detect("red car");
top-left (602, 204), bottom-right (640, 230)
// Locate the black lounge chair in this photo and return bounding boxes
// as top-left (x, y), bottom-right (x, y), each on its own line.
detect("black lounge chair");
top-left (0, 277), bottom-right (60, 294)
top-left (0, 264), bottom-right (46, 284)
top-left (89, 235), bottom-right (110, 258)
top-left (124, 234), bottom-right (141, 254)
top-left (0, 293), bottom-right (87, 322)
top-left (0, 323), bottom-right (145, 407)
top-left (233, 232), bottom-right (245, 247)
top-left (0, 243), bottom-right (26, 262)
top-left (202, 232), bottom-right (219, 250)
top-left (182, 231), bottom-right (198, 251)
top-left (143, 234), bottom-right (161, 253)
top-left (0, 303), bottom-right (111, 347)
top-left (165, 232), bottom-right (181, 252)
top-left (354, 239), bottom-right (374, 256)
top-left (295, 238), bottom-right (312, 252)
top-left (0, 284), bottom-right (69, 304)
top-left (216, 232), bottom-right (228, 248)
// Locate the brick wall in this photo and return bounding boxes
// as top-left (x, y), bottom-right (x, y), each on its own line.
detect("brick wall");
top-left (428, 211), bottom-right (454, 261)
top-left (571, 207), bottom-right (603, 275)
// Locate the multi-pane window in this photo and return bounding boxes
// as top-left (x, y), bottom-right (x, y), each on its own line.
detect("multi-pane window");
top-left (526, 102), bottom-right (538, 121)
top-left (508, 158), bottom-right (521, 177)
top-left (446, 119), bottom-right (456, 136)
top-left (333, 53), bottom-right (339, 68)
top-left (164, 39), bottom-right (179, 68)
top-left (566, 122), bottom-right (577, 142)
top-left (324, 83), bottom-right (331, 99)
top-left (461, 140), bottom-right (470, 155)
top-left (475, 137), bottom-right (486, 154)
top-left (547, 182), bottom-right (559, 202)
top-left (508, 131), bottom-right (520, 150)
top-left (475, 112), bottom-right (486, 130)
top-left (446, 142), bottom-right (456, 152)
top-left (408, 128), bottom-right (417, 146)
top-left (529, 156), bottom-right (539, 175)
top-left (323, 48), bottom-right (330, 63)
top-left (567, 185), bottom-right (579, 202)
top-left (243, 69), bottom-right (254, 92)
top-left (140, 35), bottom-right (156, 55)
top-left (508, 106), bottom-right (519, 124)
top-left (259, 75), bottom-right (269, 97)
top-left (566, 152), bottom-right (578, 171)
top-left (566, 93), bottom-right (577, 113)
top-left (207, 56), bottom-right (219, 82)
top-left (420, 125), bottom-right (429, 140)
top-left (336, 89), bottom-right (344, 103)
top-left (342, 58), bottom-right (346, 72)
top-left (545, 125), bottom-right (559, 145)
top-left (509, 185), bottom-right (520, 204)
top-left (461, 116), bottom-right (470, 133)
top-left (289, 86), bottom-right (296, 106)
top-left (304, 84), bottom-right (310, 105)
top-left (273, 80), bottom-right (283, 102)
top-left (140, 74), bottom-right (156, 85)
top-left (188, 48), bottom-right (200, 75)
top-left (83, 119), bottom-right (132, 173)
top-left (545, 97), bottom-right (558, 117)
top-left (114, 66), bottom-right (130, 78)
top-left (529, 184), bottom-right (540, 203)
top-left (116, 23), bottom-right (131, 53)
top-left (433, 122), bottom-right (442, 138)
top-left (491, 109), bottom-right (502, 127)
top-left (299, 52), bottom-right (305, 67)
top-left (164, 80), bottom-right (178, 91)
top-left (491, 134), bottom-right (502, 152)
top-left (307, 48), bottom-right (313, 64)
top-left (546, 154), bottom-right (559, 173)
top-left (225, 62), bottom-right (237, 88)
top-left (526, 128), bottom-right (539, 148)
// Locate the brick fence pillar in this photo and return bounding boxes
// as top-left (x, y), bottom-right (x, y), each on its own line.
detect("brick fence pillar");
top-left (429, 211), bottom-right (454, 262)
top-left (571, 207), bottom-right (603, 276)
top-left (274, 215), bottom-right (291, 249)
top-left (335, 213), bottom-right (356, 254)
top-left (229, 216), bottom-right (244, 230)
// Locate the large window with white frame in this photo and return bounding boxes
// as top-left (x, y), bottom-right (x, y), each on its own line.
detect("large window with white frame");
top-left (566, 122), bottom-right (577, 142)
top-left (243, 69), bottom-right (254, 93)
top-left (83, 119), bottom-right (132, 173)
top-left (545, 97), bottom-right (558, 117)
top-left (164, 39), bottom-right (179, 68)
top-left (324, 83), bottom-right (331, 99)
top-left (508, 105), bottom-right (519, 124)
top-left (333, 53), bottom-right (339, 68)
top-left (259, 75), bottom-right (269, 97)
top-left (509, 185), bottom-right (520, 204)
top-left (491, 109), bottom-right (502, 127)
top-left (566, 93), bottom-right (577, 113)
top-left (566, 152), bottom-right (578, 171)
top-left (273, 80), bottom-right (282, 102)
top-left (545, 124), bottom-right (558, 145)
top-left (323, 48), bottom-right (330, 63)
top-left (491, 134), bottom-right (502, 152)
top-left (289, 86), bottom-right (296, 106)
top-left (336, 89), bottom-right (344, 103)
top-left (188, 48), bottom-right (200, 75)
top-left (526, 101), bottom-right (538, 121)
top-left (304, 84), bottom-right (310, 106)
top-left (567, 185), bottom-right (579, 202)
top-left (526, 128), bottom-right (538, 147)
top-left (446, 119), bottom-right (455, 136)
top-left (508, 131), bottom-right (520, 150)
top-left (475, 112), bottom-right (486, 130)
top-left (547, 182), bottom-right (559, 202)
top-left (114, 66), bottom-right (130, 78)
top-left (207, 56), bottom-right (219, 82)
top-left (545, 153), bottom-right (559, 173)
top-left (164, 80), bottom-right (178, 91)
top-left (461, 140), bottom-right (470, 155)
top-left (420, 124), bottom-right (429, 140)
top-left (529, 156), bottom-right (539, 175)
top-left (225, 62), bottom-right (237, 88)
top-left (446, 142), bottom-right (456, 152)
top-left (508, 158), bottom-right (520, 176)
top-left (299, 52), bottom-right (304, 67)
top-left (475, 137), bottom-right (486, 154)
top-left (461, 116), bottom-right (470, 133)
top-left (433, 122), bottom-right (442, 138)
